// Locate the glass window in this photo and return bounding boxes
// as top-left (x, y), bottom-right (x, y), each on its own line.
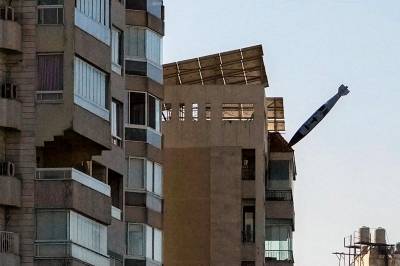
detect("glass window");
top-left (36, 210), bottom-right (68, 240)
top-left (144, 160), bottom-right (162, 196)
top-left (146, 30), bottom-right (162, 65)
top-left (74, 56), bottom-right (108, 120)
top-left (129, 92), bottom-right (161, 132)
top-left (242, 206), bottom-right (255, 243)
top-left (128, 158), bottom-right (145, 190)
top-left (146, 160), bottom-right (154, 193)
top-left (75, 0), bottom-right (109, 27)
top-left (126, 27), bottom-right (162, 66)
top-left (36, 210), bottom-right (107, 256)
top-left (148, 95), bottom-right (160, 131)
top-left (154, 162), bottom-right (162, 196)
top-left (153, 228), bottom-right (162, 262)
top-left (129, 92), bottom-right (146, 125)
top-left (242, 149), bottom-right (255, 180)
top-left (265, 219), bottom-right (293, 261)
top-left (125, 0), bottom-right (146, 12)
top-left (126, 27), bottom-right (146, 60)
top-left (148, 95), bottom-right (156, 129)
top-left (111, 99), bottom-right (123, 146)
top-left (147, 0), bottom-right (162, 18)
top-left (112, 27), bottom-right (123, 74)
top-left (146, 225), bottom-right (153, 259)
top-left (70, 211), bottom-right (107, 255)
top-left (127, 224), bottom-right (145, 257)
top-left (38, 2), bottom-right (64, 25)
top-left (269, 160), bottom-right (290, 180)
top-left (37, 54), bottom-right (64, 91)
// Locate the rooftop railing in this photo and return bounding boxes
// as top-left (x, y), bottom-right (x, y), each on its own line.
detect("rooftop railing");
top-left (36, 168), bottom-right (111, 197)
top-left (266, 190), bottom-right (293, 201)
top-left (265, 250), bottom-right (293, 262)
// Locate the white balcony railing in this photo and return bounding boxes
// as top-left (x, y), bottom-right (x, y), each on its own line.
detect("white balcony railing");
top-left (36, 168), bottom-right (111, 197)
top-left (0, 231), bottom-right (19, 255)
top-left (35, 242), bottom-right (110, 266)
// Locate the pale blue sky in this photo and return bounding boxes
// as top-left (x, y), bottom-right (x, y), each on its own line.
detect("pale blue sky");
top-left (163, 1), bottom-right (400, 265)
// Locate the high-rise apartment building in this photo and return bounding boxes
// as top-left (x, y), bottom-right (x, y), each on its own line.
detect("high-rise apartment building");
top-left (162, 46), bottom-right (297, 266)
top-left (0, 0), bottom-right (164, 265)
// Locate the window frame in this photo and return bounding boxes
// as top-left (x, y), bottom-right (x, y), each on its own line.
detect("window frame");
top-left (242, 205), bottom-right (255, 243)
top-left (37, 3), bottom-right (64, 25)
top-left (125, 26), bottom-right (163, 67)
top-left (127, 156), bottom-right (146, 191)
top-left (74, 56), bottom-right (109, 121)
top-left (127, 91), bottom-right (161, 133)
top-left (111, 26), bottom-right (123, 75)
top-left (127, 156), bottom-right (162, 197)
top-left (127, 223), bottom-right (146, 258)
top-left (111, 98), bottom-right (123, 147)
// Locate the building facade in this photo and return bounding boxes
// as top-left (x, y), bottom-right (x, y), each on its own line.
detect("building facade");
top-left (0, 0), bottom-right (164, 265)
top-left (162, 46), bottom-right (297, 266)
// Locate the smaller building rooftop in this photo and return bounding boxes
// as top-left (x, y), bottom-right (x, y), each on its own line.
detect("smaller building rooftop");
top-left (163, 45), bottom-right (268, 86)
top-left (269, 132), bottom-right (293, 153)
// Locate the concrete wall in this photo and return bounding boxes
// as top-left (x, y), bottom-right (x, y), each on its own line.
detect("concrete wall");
top-left (0, 253), bottom-right (20, 266)
top-left (0, 175), bottom-right (21, 207)
top-left (0, 98), bottom-right (22, 130)
top-left (0, 19), bottom-right (22, 52)
top-left (265, 201), bottom-right (294, 220)
top-left (163, 84), bottom-right (266, 266)
top-left (108, 218), bottom-right (126, 257)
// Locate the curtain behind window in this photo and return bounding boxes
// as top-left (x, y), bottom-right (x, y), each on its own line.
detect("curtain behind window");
top-left (38, 54), bottom-right (63, 91)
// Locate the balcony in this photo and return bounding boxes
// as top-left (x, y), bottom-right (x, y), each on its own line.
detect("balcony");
top-left (265, 190), bottom-right (294, 220)
top-left (125, 0), bottom-right (164, 35)
top-left (266, 190), bottom-right (292, 201)
top-left (0, 231), bottom-right (20, 266)
top-left (0, 93), bottom-right (21, 130)
top-left (0, 7), bottom-right (21, 53)
top-left (265, 250), bottom-right (293, 265)
top-left (35, 242), bottom-right (109, 266)
top-left (35, 168), bottom-right (112, 224)
top-left (125, 125), bottom-right (162, 149)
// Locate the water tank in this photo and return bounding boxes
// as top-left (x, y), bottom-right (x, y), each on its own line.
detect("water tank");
top-left (359, 226), bottom-right (370, 243)
top-left (375, 227), bottom-right (386, 244)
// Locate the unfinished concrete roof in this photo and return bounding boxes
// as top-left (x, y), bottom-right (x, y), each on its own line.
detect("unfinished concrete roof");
top-left (163, 45), bottom-right (268, 86)
top-left (269, 132), bottom-right (293, 152)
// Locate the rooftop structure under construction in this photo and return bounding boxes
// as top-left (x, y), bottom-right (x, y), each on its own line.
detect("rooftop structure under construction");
top-left (162, 45), bottom-right (298, 266)
top-left (334, 226), bottom-right (400, 266)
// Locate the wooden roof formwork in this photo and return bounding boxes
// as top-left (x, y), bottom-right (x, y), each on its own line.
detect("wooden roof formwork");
top-left (163, 45), bottom-right (268, 86)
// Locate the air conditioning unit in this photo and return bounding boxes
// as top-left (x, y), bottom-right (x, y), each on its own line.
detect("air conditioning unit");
top-left (1, 83), bottom-right (17, 99)
top-left (0, 161), bottom-right (15, 177)
top-left (0, 6), bottom-right (15, 21)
